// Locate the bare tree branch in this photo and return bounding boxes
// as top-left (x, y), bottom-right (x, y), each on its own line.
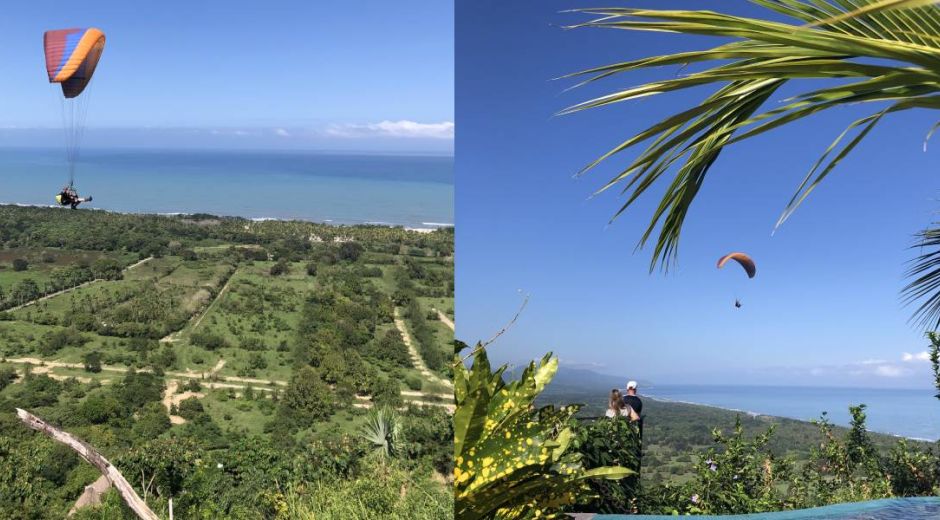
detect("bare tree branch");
top-left (460, 292), bottom-right (530, 363)
top-left (15, 408), bottom-right (159, 520)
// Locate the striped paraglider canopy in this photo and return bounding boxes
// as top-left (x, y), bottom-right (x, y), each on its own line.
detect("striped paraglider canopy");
top-left (43, 28), bottom-right (106, 98)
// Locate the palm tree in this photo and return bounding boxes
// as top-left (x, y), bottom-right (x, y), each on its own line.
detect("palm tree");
top-left (562, 0), bottom-right (940, 326)
top-left (360, 406), bottom-right (401, 459)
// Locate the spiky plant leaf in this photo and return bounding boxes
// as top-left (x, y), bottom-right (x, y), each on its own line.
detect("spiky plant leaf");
top-left (454, 347), bottom-right (634, 520)
top-left (360, 406), bottom-right (401, 459)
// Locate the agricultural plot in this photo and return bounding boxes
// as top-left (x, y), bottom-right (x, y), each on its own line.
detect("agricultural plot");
top-left (0, 206), bottom-right (454, 519)
top-left (0, 247), bottom-right (138, 308)
top-left (200, 387), bottom-right (278, 436)
top-left (180, 261), bottom-right (312, 382)
top-left (11, 256), bottom-right (233, 340)
top-left (0, 247), bottom-right (135, 274)
top-left (1, 246), bottom-right (454, 411)
top-left (418, 296), bottom-right (455, 357)
top-left (392, 255), bottom-right (455, 383)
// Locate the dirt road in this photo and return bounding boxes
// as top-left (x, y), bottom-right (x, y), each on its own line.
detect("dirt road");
top-left (393, 308), bottom-right (453, 389)
top-left (433, 308), bottom-right (455, 332)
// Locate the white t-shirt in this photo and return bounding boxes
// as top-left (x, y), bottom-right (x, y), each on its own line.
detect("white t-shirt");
top-left (605, 406), bottom-right (633, 418)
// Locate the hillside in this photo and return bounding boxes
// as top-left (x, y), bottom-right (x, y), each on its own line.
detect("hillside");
top-left (0, 205), bottom-right (454, 518)
top-left (536, 368), bottom-right (934, 486)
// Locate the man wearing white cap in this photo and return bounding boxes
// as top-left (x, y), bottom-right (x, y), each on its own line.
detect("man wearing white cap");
top-left (623, 380), bottom-right (642, 421)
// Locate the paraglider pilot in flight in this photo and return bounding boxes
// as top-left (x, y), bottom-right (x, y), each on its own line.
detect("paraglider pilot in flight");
top-left (717, 252), bottom-right (756, 309)
top-left (45, 28), bottom-right (105, 212)
top-left (55, 185), bottom-right (91, 209)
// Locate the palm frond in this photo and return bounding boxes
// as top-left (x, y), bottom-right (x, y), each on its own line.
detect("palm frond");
top-left (903, 224), bottom-right (940, 329)
top-left (564, 0), bottom-right (940, 271)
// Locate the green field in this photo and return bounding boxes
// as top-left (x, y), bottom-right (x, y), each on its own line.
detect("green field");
top-left (0, 206), bottom-right (454, 518)
top-left (0, 210), bottom-right (454, 416)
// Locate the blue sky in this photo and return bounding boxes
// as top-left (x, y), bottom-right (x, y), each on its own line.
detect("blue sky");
top-left (456, 0), bottom-right (940, 388)
top-left (0, 1), bottom-right (453, 153)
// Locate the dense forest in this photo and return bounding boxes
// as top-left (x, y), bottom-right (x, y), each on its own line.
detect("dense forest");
top-left (0, 205), bottom-right (454, 519)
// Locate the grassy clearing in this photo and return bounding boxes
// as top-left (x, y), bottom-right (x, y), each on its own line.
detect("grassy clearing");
top-left (202, 388), bottom-right (275, 436)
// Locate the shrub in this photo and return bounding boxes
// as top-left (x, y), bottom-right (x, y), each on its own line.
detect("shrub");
top-left (0, 366), bottom-right (18, 390)
top-left (12, 258), bottom-right (28, 271)
top-left (82, 351), bottom-right (102, 373)
top-left (79, 393), bottom-right (122, 424)
top-left (39, 328), bottom-right (87, 356)
top-left (280, 366), bottom-right (335, 426)
top-left (270, 260), bottom-right (289, 276)
top-left (178, 397), bottom-right (205, 421)
top-left (133, 402), bottom-right (171, 440)
top-left (248, 353), bottom-right (268, 370)
top-left (190, 330), bottom-right (228, 350)
top-left (338, 242), bottom-right (364, 262)
top-left (361, 266), bottom-right (382, 278)
top-left (405, 375), bottom-right (423, 391)
top-left (370, 378), bottom-right (403, 409)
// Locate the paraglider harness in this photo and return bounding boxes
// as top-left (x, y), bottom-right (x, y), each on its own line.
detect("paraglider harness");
top-left (56, 185), bottom-right (90, 209)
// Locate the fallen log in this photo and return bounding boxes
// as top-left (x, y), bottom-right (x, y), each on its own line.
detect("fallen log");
top-left (15, 408), bottom-right (159, 520)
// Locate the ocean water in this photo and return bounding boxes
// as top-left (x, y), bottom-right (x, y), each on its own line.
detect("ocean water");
top-left (604, 497), bottom-right (940, 519)
top-left (644, 384), bottom-right (940, 441)
top-left (0, 148), bottom-right (453, 228)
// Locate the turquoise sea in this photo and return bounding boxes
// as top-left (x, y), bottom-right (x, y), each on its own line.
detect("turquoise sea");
top-left (645, 384), bottom-right (940, 441)
top-left (0, 148), bottom-right (453, 228)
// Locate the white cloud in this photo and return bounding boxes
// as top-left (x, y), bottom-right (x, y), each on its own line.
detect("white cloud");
top-left (274, 128), bottom-right (291, 137)
top-left (796, 359), bottom-right (913, 379)
top-left (874, 365), bottom-right (904, 377)
top-left (902, 351), bottom-right (931, 362)
top-left (326, 120), bottom-right (454, 140)
top-left (208, 129), bottom-right (255, 137)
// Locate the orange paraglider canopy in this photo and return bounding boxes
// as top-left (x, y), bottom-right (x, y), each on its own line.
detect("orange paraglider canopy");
top-left (44, 28), bottom-right (106, 98)
top-left (716, 252), bottom-right (756, 278)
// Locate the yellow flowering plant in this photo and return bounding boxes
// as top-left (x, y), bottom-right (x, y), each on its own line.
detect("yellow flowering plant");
top-left (454, 346), bottom-right (632, 519)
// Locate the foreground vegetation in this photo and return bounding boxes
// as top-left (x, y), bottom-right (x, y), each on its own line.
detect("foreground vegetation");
top-left (456, 339), bottom-right (940, 518)
top-left (540, 382), bottom-right (935, 488)
top-left (0, 205), bottom-right (453, 518)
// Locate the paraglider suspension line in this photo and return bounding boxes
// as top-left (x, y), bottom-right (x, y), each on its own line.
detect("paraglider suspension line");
top-left (57, 82), bottom-right (93, 188)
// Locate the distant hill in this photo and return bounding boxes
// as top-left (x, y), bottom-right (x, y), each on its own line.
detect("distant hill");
top-left (504, 364), bottom-right (647, 395)
top-left (530, 366), bottom-right (654, 410)
top-left (548, 367), bottom-right (634, 391)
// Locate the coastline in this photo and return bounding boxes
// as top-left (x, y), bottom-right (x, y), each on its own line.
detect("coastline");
top-left (642, 393), bottom-right (936, 442)
top-left (0, 202), bottom-right (453, 233)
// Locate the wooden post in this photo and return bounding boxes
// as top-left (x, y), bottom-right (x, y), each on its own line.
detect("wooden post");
top-left (15, 408), bottom-right (159, 520)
